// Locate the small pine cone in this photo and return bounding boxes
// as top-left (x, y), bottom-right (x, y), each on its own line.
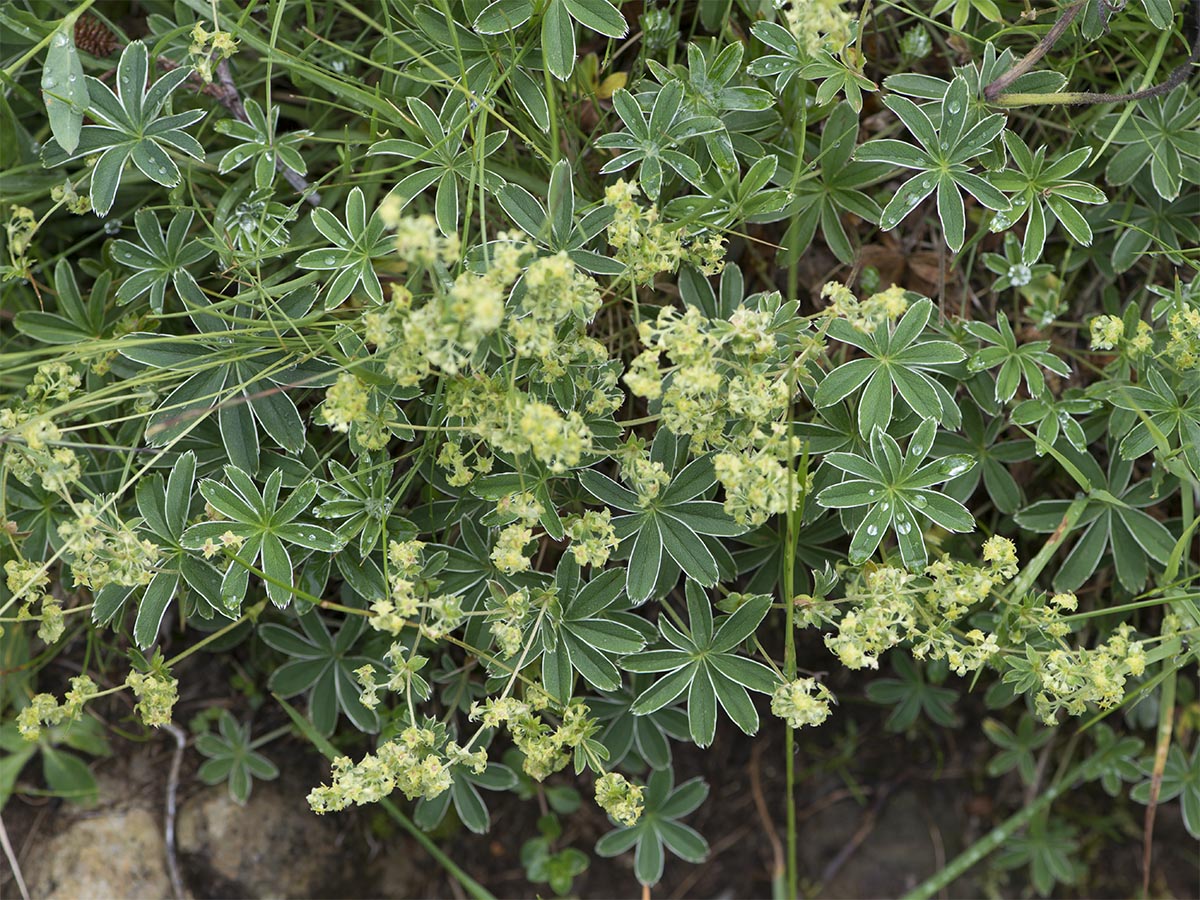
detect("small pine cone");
top-left (74, 16), bottom-right (120, 57)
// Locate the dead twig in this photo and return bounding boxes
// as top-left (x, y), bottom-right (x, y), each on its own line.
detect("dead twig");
top-left (0, 813), bottom-right (31, 900)
top-left (749, 738), bottom-right (786, 887)
top-left (163, 723), bottom-right (187, 900)
top-left (214, 60), bottom-right (320, 205)
top-left (155, 56), bottom-right (321, 206)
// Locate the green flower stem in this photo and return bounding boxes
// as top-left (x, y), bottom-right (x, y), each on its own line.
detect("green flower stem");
top-left (1, 0), bottom-right (97, 80)
top-left (276, 695), bottom-right (495, 900)
top-left (1006, 496), bottom-right (1088, 600)
top-left (903, 760), bottom-right (1085, 900)
top-left (164, 602), bottom-right (263, 668)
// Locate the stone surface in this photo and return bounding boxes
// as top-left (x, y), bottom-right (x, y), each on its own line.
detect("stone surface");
top-left (177, 782), bottom-right (343, 898)
top-left (28, 806), bottom-right (172, 900)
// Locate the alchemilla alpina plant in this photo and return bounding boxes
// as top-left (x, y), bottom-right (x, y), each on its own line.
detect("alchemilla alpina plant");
top-left (1, 0), bottom-right (1197, 896)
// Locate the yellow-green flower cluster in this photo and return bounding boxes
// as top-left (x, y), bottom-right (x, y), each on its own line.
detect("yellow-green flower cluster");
top-left (363, 226), bottom-right (513, 386)
top-left (4, 558), bottom-right (60, 642)
top-left (714, 444), bottom-right (802, 527)
top-left (57, 502), bottom-right (160, 593)
top-left (25, 362), bottom-right (82, 405)
top-left (1166, 306), bottom-right (1200, 368)
top-left (980, 536), bottom-right (1019, 580)
top-left (491, 524), bottom-right (533, 575)
top-left (825, 567), bottom-right (917, 670)
top-left (189, 21), bottom-right (239, 83)
top-left (565, 509), bottom-right (619, 567)
top-left (4, 205), bottom-right (38, 276)
top-left (622, 298), bottom-right (821, 527)
top-left (1089, 314), bottom-right (1124, 351)
top-left (822, 550), bottom-right (1013, 674)
top-left (487, 586), bottom-right (535, 658)
top-left (821, 281), bottom-right (909, 333)
top-left (318, 372), bottom-right (370, 434)
top-left (371, 541), bottom-right (425, 632)
top-left (626, 302), bottom-right (791, 451)
top-left (125, 669), bottom-right (179, 727)
top-left (604, 179), bottom-right (724, 283)
top-left (509, 251), bottom-right (604, 376)
top-left (15, 675), bottom-right (96, 741)
top-left (1031, 624), bottom-right (1146, 724)
top-left (307, 725), bottom-right (484, 813)
top-left (469, 696), bottom-right (600, 782)
top-left (0, 372), bottom-right (85, 495)
top-left (779, 0), bottom-right (853, 55)
top-left (771, 678), bottom-right (834, 729)
top-left (436, 440), bottom-right (494, 488)
top-left (594, 772), bottom-right (644, 826)
top-left (444, 378), bottom-right (593, 475)
top-left (371, 541), bottom-right (468, 638)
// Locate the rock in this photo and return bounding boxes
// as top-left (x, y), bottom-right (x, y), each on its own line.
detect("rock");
top-left (177, 781), bottom-right (362, 898)
top-left (28, 806), bottom-right (172, 900)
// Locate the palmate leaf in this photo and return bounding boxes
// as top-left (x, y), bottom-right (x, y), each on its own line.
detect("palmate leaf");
top-left (963, 311), bottom-right (1071, 403)
top-left (215, 97), bottom-right (311, 191)
top-left (622, 582), bottom-right (777, 747)
top-left (580, 447), bottom-right (745, 604)
top-left (536, 555), bottom-right (648, 705)
top-left (181, 465), bottom-right (343, 609)
top-left (259, 610), bottom-right (381, 736)
top-left (594, 769), bottom-right (709, 887)
top-left (112, 209), bottom-right (212, 314)
top-left (296, 186), bottom-right (394, 307)
top-left (814, 297), bottom-right (967, 437)
top-left (857, 76), bottom-right (1009, 251)
top-left (195, 710), bottom-right (280, 805)
top-left (1014, 451), bottom-right (1176, 592)
top-left (816, 417), bottom-right (977, 569)
top-left (41, 42), bottom-right (205, 215)
top-left (594, 81), bottom-right (721, 201)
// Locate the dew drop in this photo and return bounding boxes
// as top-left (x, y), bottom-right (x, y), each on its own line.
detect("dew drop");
top-left (881, 501), bottom-right (890, 511)
top-left (867, 488), bottom-right (876, 497)
top-left (940, 141), bottom-right (948, 150)
top-left (921, 178), bottom-right (933, 190)
top-left (833, 140), bottom-right (842, 148)
top-left (911, 444), bottom-right (923, 456)
top-left (325, 255), bottom-right (336, 265)
top-left (1007, 264), bottom-right (1033, 287)
top-left (42, 76), bottom-right (56, 89)
top-left (912, 494), bottom-right (928, 508)
top-left (947, 101), bottom-right (961, 114)
top-left (104, 219), bottom-right (122, 235)
top-left (158, 166), bottom-right (168, 175)
top-left (897, 520), bottom-right (912, 535)
top-left (53, 33), bottom-right (68, 47)
top-left (866, 525), bottom-right (878, 536)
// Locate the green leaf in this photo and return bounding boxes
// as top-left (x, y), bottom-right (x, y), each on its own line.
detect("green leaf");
top-left (43, 21), bottom-right (88, 156)
top-left (658, 517), bottom-right (718, 585)
top-left (542, 0), bottom-right (576, 80)
top-left (562, 0), bottom-right (628, 38)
